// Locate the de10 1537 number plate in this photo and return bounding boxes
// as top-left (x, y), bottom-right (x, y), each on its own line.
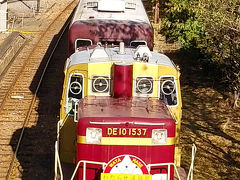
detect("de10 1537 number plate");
top-left (107, 128), bottom-right (147, 136)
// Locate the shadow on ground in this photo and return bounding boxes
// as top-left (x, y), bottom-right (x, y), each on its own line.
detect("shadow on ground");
top-left (9, 14), bottom-right (72, 179)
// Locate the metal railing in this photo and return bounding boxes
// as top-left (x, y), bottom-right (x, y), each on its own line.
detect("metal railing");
top-left (147, 163), bottom-right (181, 180)
top-left (54, 141), bottom-right (63, 180)
top-left (54, 141), bottom-right (196, 180)
top-left (54, 121), bottom-right (63, 180)
top-left (187, 144), bottom-right (197, 180)
top-left (71, 160), bottom-right (107, 180)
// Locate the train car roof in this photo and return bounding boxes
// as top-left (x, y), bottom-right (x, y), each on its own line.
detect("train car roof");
top-left (78, 96), bottom-right (172, 119)
top-left (71, 0), bottom-right (150, 25)
top-left (67, 45), bottom-right (177, 69)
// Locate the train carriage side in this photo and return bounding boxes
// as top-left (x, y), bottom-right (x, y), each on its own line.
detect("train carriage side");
top-left (68, 0), bottom-right (153, 56)
top-left (56, 45), bottom-right (184, 180)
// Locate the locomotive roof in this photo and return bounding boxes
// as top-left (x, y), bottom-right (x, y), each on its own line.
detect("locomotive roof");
top-left (67, 46), bottom-right (177, 69)
top-left (71, 0), bottom-right (150, 26)
top-left (78, 96), bottom-right (172, 119)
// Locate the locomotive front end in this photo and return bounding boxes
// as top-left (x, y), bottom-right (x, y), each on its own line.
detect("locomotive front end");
top-left (76, 97), bottom-right (176, 180)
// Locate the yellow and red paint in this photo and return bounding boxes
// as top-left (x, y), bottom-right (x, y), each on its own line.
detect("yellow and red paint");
top-left (59, 60), bottom-right (182, 169)
top-left (76, 113), bottom-right (175, 179)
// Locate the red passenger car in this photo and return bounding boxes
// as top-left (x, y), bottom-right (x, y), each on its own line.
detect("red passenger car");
top-left (68, 0), bottom-right (153, 55)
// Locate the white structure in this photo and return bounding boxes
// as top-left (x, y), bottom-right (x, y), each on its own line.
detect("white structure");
top-left (0, 1), bottom-right (7, 32)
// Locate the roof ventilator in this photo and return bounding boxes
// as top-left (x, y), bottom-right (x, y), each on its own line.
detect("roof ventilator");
top-left (98, 0), bottom-right (125, 12)
top-left (90, 47), bottom-right (109, 59)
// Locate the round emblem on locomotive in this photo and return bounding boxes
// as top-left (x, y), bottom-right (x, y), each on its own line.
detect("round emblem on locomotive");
top-left (104, 155), bottom-right (149, 175)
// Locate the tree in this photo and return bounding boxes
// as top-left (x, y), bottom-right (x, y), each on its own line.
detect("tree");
top-left (160, 0), bottom-right (240, 95)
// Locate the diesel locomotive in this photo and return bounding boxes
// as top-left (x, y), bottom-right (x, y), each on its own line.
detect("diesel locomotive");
top-left (54, 42), bottom-right (192, 180)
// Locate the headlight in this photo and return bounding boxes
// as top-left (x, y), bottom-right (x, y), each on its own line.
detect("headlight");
top-left (136, 77), bottom-right (153, 94)
top-left (69, 81), bottom-right (82, 95)
top-left (68, 74), bottom-right (83, 99)
top-left (152, 129), bottom-right (167, 145)
top-left (161, 80), bottom-right (175, 95)
top-left (159, 77), bottom-right (178, 106)
top-left (92, 76), bottom-right (110, 93)
top-left (86, 128), bottom-right (102, 144)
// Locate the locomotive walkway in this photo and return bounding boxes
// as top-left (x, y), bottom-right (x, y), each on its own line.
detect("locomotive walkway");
top-left (0, 0), bottom-right (77, 179)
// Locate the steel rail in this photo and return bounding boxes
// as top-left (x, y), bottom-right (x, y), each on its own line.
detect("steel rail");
top-left (5, 1), bottom-right (77, 179)
top-left (0, 41), bottom-right (28, 81)
top-left (0, 40), bottom-right (29, 109)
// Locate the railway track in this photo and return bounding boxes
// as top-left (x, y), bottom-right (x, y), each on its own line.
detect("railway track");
top-left (0, 0), bottom-right (77, 179)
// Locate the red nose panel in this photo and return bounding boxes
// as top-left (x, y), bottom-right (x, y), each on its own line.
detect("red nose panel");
top-left (113, 63), bottom-right (132, 98)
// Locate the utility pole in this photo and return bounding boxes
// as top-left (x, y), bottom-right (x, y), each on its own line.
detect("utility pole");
top-left (154, 0), bottom-right (159, 24)
top-left (36, 0), bottom-right (40, 13)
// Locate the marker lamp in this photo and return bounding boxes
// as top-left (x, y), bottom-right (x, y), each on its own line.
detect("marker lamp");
top-left (152, 129), bottom-right (167, 145)
top-left (86, 128), bottom-right (102, 144)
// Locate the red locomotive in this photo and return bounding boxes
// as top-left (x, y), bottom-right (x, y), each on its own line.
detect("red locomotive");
top-left (55, 43), bottom-right (196, 180)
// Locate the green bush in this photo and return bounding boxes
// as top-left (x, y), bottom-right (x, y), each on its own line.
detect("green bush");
top-left (160, 0), bottom-right (240, 92)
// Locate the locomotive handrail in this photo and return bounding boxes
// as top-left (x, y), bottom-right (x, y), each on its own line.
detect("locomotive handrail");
top-left (71, 160), bottom-right (107, 180)
top-left (89, 122), bottom-right (166, 126)
top-left (74, 99), bottom-right (79, 122)
top-left (187, 144), bottom-right (197, 180)
top-left (68, 144), bottom-right (197, 180)
top-left (71, 160), bottom-right (182, 180)
top-left (167, 106), bottom-right (178, 124)
top-left (54, 121), bottom-right (63, 180)
top-left (54, 141), bottom-right (63, 180)
top-left (89, 121), bottom-right (122, 125)
top-left (56, 120), bottom-right (62, 148)
top-left (147, 163), bottom-right (181, 180)
top-left (134, 122), bottom-right (165, 126)
top-left (59, 113), bottom-right (71, 130)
